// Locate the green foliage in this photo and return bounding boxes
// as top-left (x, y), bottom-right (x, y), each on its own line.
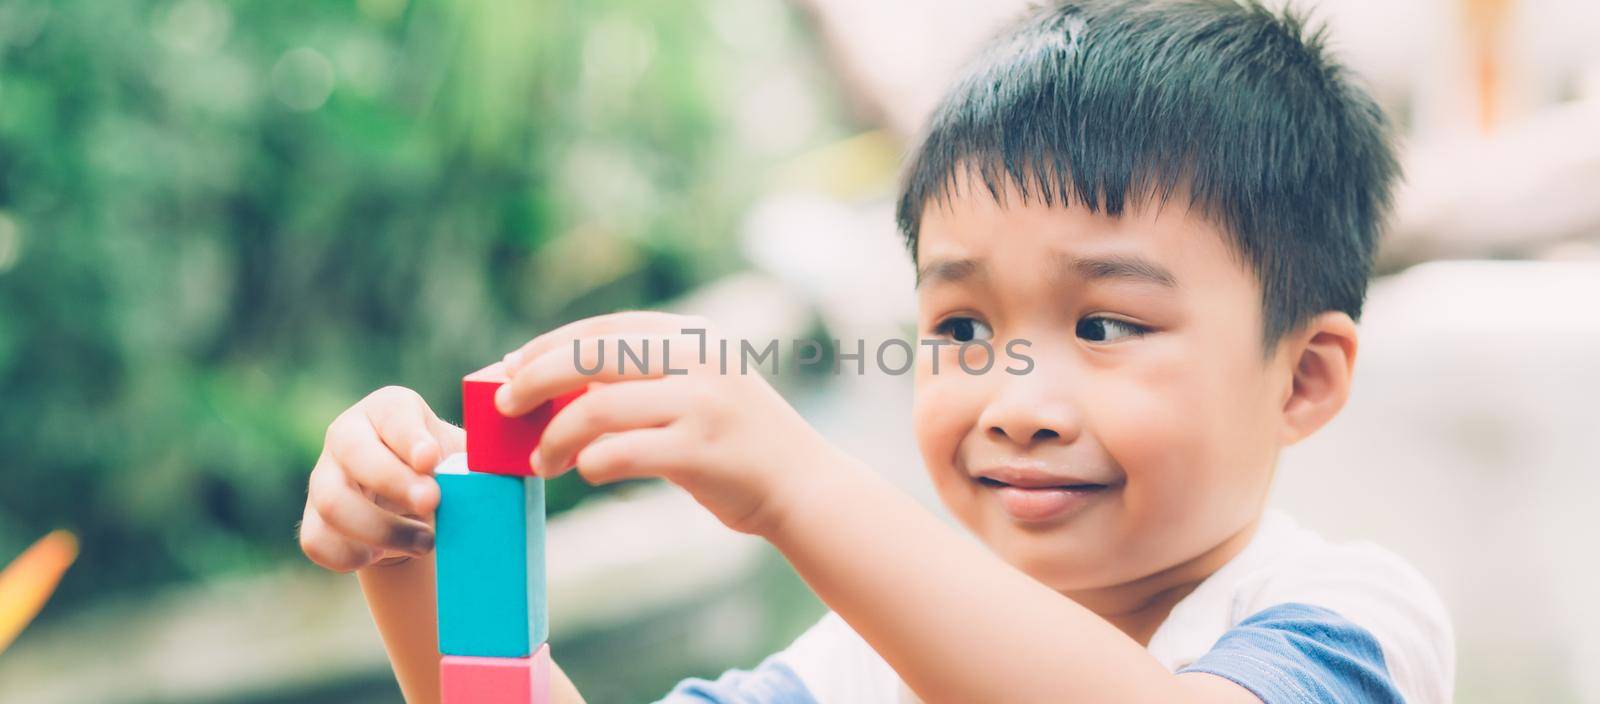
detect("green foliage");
top-left (0, 0), bottom-right (804, 609)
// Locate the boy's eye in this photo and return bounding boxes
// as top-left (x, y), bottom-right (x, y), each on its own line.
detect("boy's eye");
top-left (1076, 316), bottom-right (1149, 343)
top-left (934, 316), bottom-right (993, 343)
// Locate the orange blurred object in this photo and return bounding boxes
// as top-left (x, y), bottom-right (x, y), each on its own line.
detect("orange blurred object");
top-left (0, 530), bottom-right (79, 654)
top-left (1462, 0), bottom-right (1515, 133)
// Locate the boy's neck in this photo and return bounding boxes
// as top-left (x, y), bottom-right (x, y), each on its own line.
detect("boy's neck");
top-left (1062, 517), bottom-right (1261, 646)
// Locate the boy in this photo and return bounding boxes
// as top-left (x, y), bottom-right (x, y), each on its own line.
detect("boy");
top-left (298, 1), bottom-right (1454, 701)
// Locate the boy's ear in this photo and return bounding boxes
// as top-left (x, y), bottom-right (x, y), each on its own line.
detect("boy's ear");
top-left (1277, 311), bottom-right (1359, 446)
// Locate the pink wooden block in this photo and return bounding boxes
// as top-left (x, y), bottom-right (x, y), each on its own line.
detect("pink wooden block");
top-left (440, 644), bottom-right (552, 704)
top-left (463, 362), bottom-right (585, 476)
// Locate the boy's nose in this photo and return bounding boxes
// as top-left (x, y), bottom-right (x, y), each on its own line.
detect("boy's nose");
top-left (977, 381), bottom-right (1082, 448)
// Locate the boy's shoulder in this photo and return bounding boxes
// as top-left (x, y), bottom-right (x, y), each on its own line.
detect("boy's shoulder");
top-left (1152, 510), bottom-right (1456, 703)
top-left (656, 609), bottom-right (906, 704)
top-left (671, 512), bottom-right (1456, 704)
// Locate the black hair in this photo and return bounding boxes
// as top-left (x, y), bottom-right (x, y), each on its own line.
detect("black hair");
top-left (895, 0), bottom-right (1399, 351)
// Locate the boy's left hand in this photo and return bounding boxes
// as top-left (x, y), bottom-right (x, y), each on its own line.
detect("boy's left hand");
top-left (496, 311), bottom-right (845, 537)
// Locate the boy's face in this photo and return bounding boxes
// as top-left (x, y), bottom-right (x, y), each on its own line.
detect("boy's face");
top-left (912, 179), bottom-right (1287, 595)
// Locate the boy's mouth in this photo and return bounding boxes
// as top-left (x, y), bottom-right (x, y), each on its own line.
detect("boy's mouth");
top-left (972, 468), bottom-right (1117, 524)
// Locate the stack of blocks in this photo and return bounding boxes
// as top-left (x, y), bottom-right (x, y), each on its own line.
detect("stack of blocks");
top-left (435, 362), bottom-right (583, 704)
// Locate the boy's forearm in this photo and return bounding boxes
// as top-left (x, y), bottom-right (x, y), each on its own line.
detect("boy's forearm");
top-left (357, 554), bottom-right (588, 704)
top-left (550, 658), bottom-right (587, 703)
top-left (357, 555), bottom-right (442, 704)
top-left (765, 457), bottom-right (1196, 703)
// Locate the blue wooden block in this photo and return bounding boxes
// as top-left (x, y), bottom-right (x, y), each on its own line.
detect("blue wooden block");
top-left (434, 453), bottom-right (548, 657)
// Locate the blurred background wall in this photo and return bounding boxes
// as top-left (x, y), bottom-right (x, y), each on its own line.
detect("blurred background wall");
top-left (1, 0), bottom-right (1597, 701)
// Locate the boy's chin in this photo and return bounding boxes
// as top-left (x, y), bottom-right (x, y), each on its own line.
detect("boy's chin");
top-left (972, 513), bottom-right (1131, 592)
top-left (1001, 547), bottom-right (1126, 594)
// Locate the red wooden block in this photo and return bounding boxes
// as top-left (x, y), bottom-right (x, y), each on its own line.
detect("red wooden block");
top-left (440, 644), bottom-right (552, 704)
top-left (463, 362), bottom-right (585, 476)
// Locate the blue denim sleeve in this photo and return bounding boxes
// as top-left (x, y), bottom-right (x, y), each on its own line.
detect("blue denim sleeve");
top-left (1179, 602), bottom-right (1403, 703)
top-left (655, 656), bottom-right (818, 704)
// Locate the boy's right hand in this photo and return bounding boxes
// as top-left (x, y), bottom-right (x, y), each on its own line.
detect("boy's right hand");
top-left (299, 386), bottom-right (464, 573)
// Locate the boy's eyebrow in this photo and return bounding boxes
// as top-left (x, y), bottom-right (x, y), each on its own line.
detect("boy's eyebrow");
top-left (1057, 253), bottom-right (1179, 289)
top-left (915, 257), bottom-right (984, 289)
top-left (915, 254), bottom-right (1177, 289)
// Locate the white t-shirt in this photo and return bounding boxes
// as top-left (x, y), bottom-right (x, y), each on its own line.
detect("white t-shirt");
top-left (661, 510), bottom-right (1455, 703)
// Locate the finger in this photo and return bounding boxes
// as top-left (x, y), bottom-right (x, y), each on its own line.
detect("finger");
top-left (572, 427), bottom-right (685, 486)
top-left (430, 419), bottom-right (467, 460)
top-left (535, 378), bottom-right (683, 477)
top-left (499, 332), bottom-right (690, 416)
top-left (501, 311), bottom-right (707, 375)
top-left (330, 417), bottom-right (439, 516)
top-left (364, 386), bottom-right (447, 472)
top-left (299, 504), bottom-right (376, 573)
top-left (309, 459), bottom-right (436, 556)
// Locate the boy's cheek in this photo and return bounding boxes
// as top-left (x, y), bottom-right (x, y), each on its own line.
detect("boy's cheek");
top-left (911, 363), bottom-right (979, 439)
top-left (910, 380), bottom-right (984, 498)
top-left (911, 395), bottom-right (965, 473)
top-left (1091, 379), bottom-right (1234, 519)
top-left (1087, 377), bottom-right (1188, 472)
top-left (1094, 379), bottom-right (1268, 562)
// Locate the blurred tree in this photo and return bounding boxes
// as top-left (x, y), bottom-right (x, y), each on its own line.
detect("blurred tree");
top-left (0, 0), bottom-right (818, 612)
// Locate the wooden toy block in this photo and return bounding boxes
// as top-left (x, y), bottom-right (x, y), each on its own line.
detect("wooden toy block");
top-left (440, 644), bottom-right (552, 704)
top-left (463, 362), bottom-right (586, 476)
top-left (434, 454), bottom-right (549, 656)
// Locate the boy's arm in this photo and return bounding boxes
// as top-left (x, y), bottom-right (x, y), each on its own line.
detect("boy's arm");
top-left (494, 314), bottom-right (1254, 702)
top-left (356, 555), bottom-right (441, 703)
top-left (356, 555), bottom-right (588, 703)
top-left (766, 458), bottom-right (1256, 704)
